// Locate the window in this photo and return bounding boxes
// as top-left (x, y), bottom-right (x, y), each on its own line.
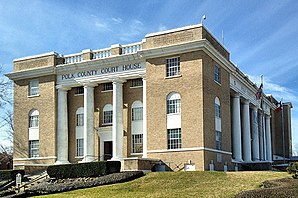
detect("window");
top-left (103, 83), bottom-right (113, 91)
top-left (132, 107), bottom-right (143, 121)
top-left (167, 92), bottom-right (181, 114)
top-left (103, 104), bottom-right (113, 124)
top-left (76, 114), bottom-right (84, 126)
top-left (76, 139), bottom-right (84, 156)
top-left (131, 78), bottom-right (143, 87)
top-left (215, 103), bottom-right (221, 118)
top-left (132, 134), bottom-right (143, 153)
top-left (75, 86), bottom-right (84, 95)
top-left (29, 140), bottom-right (39, 158)
top-left (216, 130), bottom-right (222, 150)
top-left (214, 64), bottom-right (221, 83)
top-left (29, 109), bottom-right (39, 128)
top-left (167, 128), bottom-right (181, 149)
top-left (29, 80), bottom-right (39, 96)
top-left (166, 57), bottom-right (180, 77)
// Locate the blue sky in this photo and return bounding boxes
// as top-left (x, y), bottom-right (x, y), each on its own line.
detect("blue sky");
top-left (0, 0), bottom-right (297, 152)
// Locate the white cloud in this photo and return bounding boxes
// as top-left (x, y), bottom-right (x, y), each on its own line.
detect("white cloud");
top-left (158, 24), bottom-right (167, 31)
top-left (111, 17), bottom-right (123, 24)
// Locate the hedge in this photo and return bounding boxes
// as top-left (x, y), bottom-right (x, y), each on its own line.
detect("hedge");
top-left (47, 161), bottom-right (121, 179)
top-left (287, 162), bottom-right (298, 179)
top-left (0, 169), bottom-right (25, 181)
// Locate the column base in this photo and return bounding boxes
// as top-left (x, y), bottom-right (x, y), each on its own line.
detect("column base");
top-left (55, 160), bottom-right (70, 165)
top-left (232, 158), bottom-right (243, 163)
top-left (110, 157), bottom-right (123, 161)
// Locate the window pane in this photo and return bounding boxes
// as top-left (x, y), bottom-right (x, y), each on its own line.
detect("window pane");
top-left (132, 107), bottom-right (143, 121)
top-left (103, 110), bottom-right (113, 124)
top-left (103, 83), bottom-right (113, 91)
top-left (215, 104), bottom-right (221, 118)
top-left (29, 80), bottom-right (39, 96)
top-left (29, 115), bottom-right (39, 127)
top-left (167, 98), bottom-right (181, 114)
top-left (216, 130), bottom-right (222, 150)
top-left (75, 87), bottom-right (84, 95)
top-left (214, 65), bottom-right (221, 83)
top-left (29, 140), bottom-right (39, 158)
top-left (167, 128), bottom-right (181, 149)
top-left (76, 114), bottom-right (84, 126)
top-left (131, 78), bottom-right (143, 87)
top-left (76, 138), bottom-right (84, 156)
top-left (132, 134), bottom-right (143, 153)
top-left (166, 57), bottom-right (180, 77)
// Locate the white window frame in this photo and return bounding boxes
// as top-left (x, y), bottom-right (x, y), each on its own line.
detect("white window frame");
top-left (76, 113), bottom-right (84, 126)
top-left (29, 79), bottom-right (39, 96)
top-left (216, 130), bottom-right (222, 150)
top-left (103, 104), bottom-right (113, 124)
top-left (167, 92), bottom-right (181, 114)
top-left (166, 57), bottom-right (180, 77)
top-left (29, 140), bottom-right (39, 158)
top-left (29, 109), bottom-right (39, 128)
top-left (75, 86), bottom-right (84, 95)
top-left (132, 134), bottom-right (143, 153)
top-left (103, 83), bottom-right (113, 91)
top-left (132, 107), bottom-right (143, 121)
top-left (131, 78), bottom-right (143, 87)
top-left (167, 128), bottom-right (181, 149)
top-left (76, 138), bottom-right (84, 157)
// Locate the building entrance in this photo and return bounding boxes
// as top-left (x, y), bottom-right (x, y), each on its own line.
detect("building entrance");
top-left (104, 141), bottom-right (112, 161)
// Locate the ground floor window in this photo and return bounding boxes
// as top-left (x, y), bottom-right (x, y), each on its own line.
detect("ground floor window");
top-left (29, 140), bottom-right (39, 158)
top-left (76, 139), bottom-right (84, 156)
top-left (132, 134), bottom-right (143, 153)
top-left (167, 128), bottom-right (181, 149)
top-left (216, 130), bottom-right (222, 150)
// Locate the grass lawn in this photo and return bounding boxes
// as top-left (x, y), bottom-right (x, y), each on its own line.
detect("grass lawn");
top-left (36, 171), bottom-right (289, 198)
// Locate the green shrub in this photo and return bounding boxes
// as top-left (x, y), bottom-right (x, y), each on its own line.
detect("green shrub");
top-left (47, 161), bottom-right (121, 179)
top-left (286, 162), bottom-right (298, 179)
top-left (0, 169), bottom-right (25, 181)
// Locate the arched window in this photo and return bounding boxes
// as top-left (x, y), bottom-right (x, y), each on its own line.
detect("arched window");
top-left (76, 107), bottom-right (84, 156)
top-left (131, 101), bottom-right (143, 153)
top-left (215, 97), bottom-right (222, 151)
top-left (167, 92), bottom-right (181, 114)
top-left (28, 109), bottom-right (39, 158)
top-left (132, 101), bottom-right (143, 121)
top-left (103, 104), bottom-right (113, 124)
top-left (29, 109), bottom-right (39, 128)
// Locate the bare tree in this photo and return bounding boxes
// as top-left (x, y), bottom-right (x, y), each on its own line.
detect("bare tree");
top-left (293, 143), bottom-right (298, 156)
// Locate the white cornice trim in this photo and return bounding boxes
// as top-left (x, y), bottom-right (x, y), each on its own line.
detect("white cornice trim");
top-left (13, 52), bottom-right (59, 62)
top-left (147, 147), bottom-right (232, 155)
top-left (5, 66), bottom-right (55, 81)
top-left (145, 24), bottom-right (202, 37)
top-left (13, 156), bottom-right (57, 161)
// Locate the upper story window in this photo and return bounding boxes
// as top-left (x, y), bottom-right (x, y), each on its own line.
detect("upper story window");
top-left (29, 79), bottom-right (39, 96)
top-left (76, 107), bottom-right (84, 126)
top-left (29, 109), bottom-right (39, 128)
top-left (214, 64), bottom-right (221, 84)
top-left (131, 78), bottom-right (143, 87)
top-left (132, 101), bottom-right (143, 121)
top-left (103, 104), bottom-right (113, 124)
top-left (103, 83), bottom-right (113, 91)
top-left (166, 57), bottom-right (180, 77)
top-left (75, 86), bottom-right (84, 95)
top-left (167, 92), bottom-right (181, 114)
top-left (215, 97), bottom-right (221, 118)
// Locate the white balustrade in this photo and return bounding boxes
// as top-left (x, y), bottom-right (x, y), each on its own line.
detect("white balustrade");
top-left (64, 53), bottom-right (83, 64)
top-left (92, 48), bottom-right (111, 59)
top-left (122, 42), bottom-right (142, 54)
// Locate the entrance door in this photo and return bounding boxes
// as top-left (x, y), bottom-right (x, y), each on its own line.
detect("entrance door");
top-left (104, 141), bottom-right (112, 161)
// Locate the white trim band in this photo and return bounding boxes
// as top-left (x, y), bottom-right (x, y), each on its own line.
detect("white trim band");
top-left (13, 156), bottom-right (57, 161)
top-left (147, 147), bottom-right (232, 155)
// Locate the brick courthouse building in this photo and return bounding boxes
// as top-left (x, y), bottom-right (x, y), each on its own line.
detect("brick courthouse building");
top-left (6, 23), bottom-right (293, 172)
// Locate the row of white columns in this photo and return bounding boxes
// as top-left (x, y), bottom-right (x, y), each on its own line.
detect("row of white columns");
top-left (232, 93), bottom-right (272, 163)
top-left (55, 77), bottom-right (147, 164)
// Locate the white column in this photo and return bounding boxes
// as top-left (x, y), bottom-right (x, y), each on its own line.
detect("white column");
top-left (142, 76), bottom-right (147, 158)
top-left (242, 100), bottom-right (251, 162)
top-left (251, 106), bottom-right (260, 161)
top-left (259, 112), bottom-right (264, 160)
top-left (265, 114), bottom-right (272, 162)
top-left (100, 138), bottom-right (104, 161)
top-left (112, 79), bottom-right (125, 161)
top-left (82, 83), bottom-right (96, 162)
top-left (55, 86), bottom-right (70, 164)
top-left (263, 113), bottom-right (267, 160)
top-left (232, 93), bottom-right (242, 162)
